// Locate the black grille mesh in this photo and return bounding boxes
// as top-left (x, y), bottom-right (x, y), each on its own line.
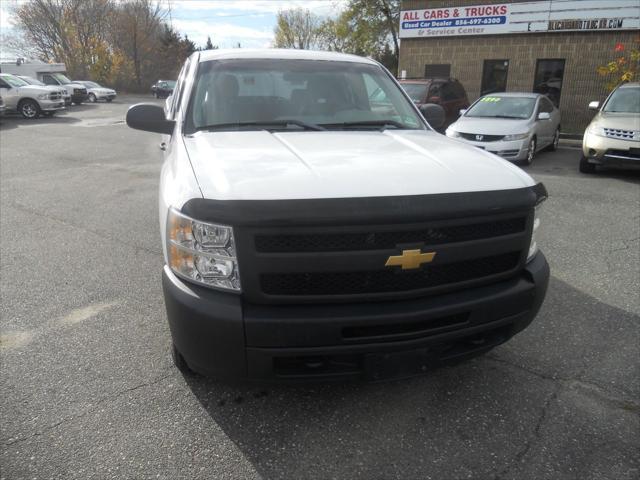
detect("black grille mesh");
top-left (255, 217), bottom-right (526, 253)
top-left (261, 252), bottom-right (520, 296)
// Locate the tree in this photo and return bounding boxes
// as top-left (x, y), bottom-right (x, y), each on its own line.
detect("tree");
top-left (203, 35), bottom-right (217, 51)
top-left (317, 0), bottom-right (400, 73)
top-left (273, 8), bottom-right (322, 50)
top-left (596, 40), bottom-right (640, 91)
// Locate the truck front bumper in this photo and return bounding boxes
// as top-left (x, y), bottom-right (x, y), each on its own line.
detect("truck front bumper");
top-left (163, 252), bottom-right (549, 382)
top-left (39, 99), bottom-right (65, 112)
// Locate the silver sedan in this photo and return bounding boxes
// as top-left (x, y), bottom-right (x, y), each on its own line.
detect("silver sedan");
top-left (445, 92), bottom-right (561, 165)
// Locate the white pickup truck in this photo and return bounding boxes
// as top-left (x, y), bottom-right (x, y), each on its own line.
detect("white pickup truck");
top-left (0, 73), bottom-right (65, 118)
top-left (126, 49), bottom-right (549, 382)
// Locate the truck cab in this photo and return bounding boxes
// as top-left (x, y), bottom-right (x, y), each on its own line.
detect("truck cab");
top-left (126, 49), bottom-right (549, 382)
top-left (40, 73), bottom-right (88, 105)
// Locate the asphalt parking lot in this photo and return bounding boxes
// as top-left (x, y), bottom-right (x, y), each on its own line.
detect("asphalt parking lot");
top-left (1, 97), bottom-right (638, 480)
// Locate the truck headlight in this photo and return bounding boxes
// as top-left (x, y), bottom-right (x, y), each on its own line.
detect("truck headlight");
top-left (37, 93), bottom-right (49, 100)
top-left (445, 128), bottom-right (460, 138)
top-left (527, 206), bottom-right (542, 262)
top-left (503, 133), bottom-right (529, 141)
top-left (167, 208), bottom-right (240, 291)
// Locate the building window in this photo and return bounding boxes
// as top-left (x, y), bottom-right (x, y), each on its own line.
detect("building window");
top-left (424, 64), bottom-right (451, 78)
top-left (533, 59), bottom-right (565, 107)
top-left (480, 60), bottom-right (509, 95)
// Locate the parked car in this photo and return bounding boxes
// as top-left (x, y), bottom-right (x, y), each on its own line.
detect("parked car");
top-left (446, 93), bottom-right (561, 165)
top-left (75, 81), bottom-right (117, 103)
top-left (40, 72), bottom-right (88, 104)
top-left (151, 80), bottom-right (176, 99)
top-left (399, 78), bottom-right (469, 130)
top-left (126, 49), bottom-right (549, 381)
top-left (580, 82), bottom-right (640, 173)
top-left (0, 73), bottom-right (65, 118)
top-left (17, 75), bottom-right (71, 105)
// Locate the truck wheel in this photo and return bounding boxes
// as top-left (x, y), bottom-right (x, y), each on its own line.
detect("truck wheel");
top-left (171, 343), bottom-right (196, 376)
top-left (579, 155), bottom-right (596, 174)
top-left (19, 99), bottom-right (41, 119)
top-left (88, 93), bottom-right (97, 103)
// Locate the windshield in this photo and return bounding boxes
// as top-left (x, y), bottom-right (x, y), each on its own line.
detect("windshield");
top-left (52, 73), bottom-right (73, 84)
top-left (400, 83), bottom-right (428, 102)
top-left (185, 59), bottom-right (425, 134)
top-left (603, 86), bottom-right (640, 113)
top-left (21, 76), bottom-right (45, 86)
top-left (1, 74), bottom-right (28, 87)
top-left (465, 96), bottom-right (536, 119)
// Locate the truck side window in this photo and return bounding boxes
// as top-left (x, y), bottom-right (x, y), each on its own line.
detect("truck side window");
top-left (0, 79), bottom-right (9, 88)
top-left (42, 75), bottom-right (57, 86)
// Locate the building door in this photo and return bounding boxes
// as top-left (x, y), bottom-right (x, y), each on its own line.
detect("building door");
top-left (480, 60), bottom-right (509, 95)
top-left (533, 59), bottom-right (565, 107)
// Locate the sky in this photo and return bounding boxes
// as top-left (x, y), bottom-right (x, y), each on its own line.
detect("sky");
top-left (0, 0), bottom-right (349, 57)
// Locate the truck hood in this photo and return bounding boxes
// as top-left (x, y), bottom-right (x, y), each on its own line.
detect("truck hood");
top-left (183, 130), bottom-right (535, 201)
top-left (15, 85), bottom-right (57, 95)
top-left (448, 116), bottom-right (531, 136)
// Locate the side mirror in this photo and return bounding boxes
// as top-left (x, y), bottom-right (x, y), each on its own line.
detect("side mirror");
top-left (419, 103), bottom-right (446, 130)
top-left (126, 103), bottom-right (175, 135)
top-left (459, 109), bottom-right (467, 116)
top-left (588, 101), bottom-right (600, 111)
top-left (537, 112), bottom-right (551, 121)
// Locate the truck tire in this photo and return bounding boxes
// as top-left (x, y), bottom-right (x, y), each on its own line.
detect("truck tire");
top-left (579, 155), bottom-right (596, 174)
top-left (19, 99), bottom-right (41, 119)
top-left (88, 93), bottom-right (97, 103)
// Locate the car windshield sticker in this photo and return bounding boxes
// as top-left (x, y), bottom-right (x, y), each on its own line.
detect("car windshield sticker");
top-left (481, 97), bottom-right (501, 102)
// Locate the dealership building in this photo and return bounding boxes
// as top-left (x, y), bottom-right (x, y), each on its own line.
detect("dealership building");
top-left (398, 0), bottom-right (639, 134)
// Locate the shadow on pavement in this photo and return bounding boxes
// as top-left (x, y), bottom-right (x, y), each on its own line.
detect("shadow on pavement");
top-left (182, 276), bottom-right (640, 479)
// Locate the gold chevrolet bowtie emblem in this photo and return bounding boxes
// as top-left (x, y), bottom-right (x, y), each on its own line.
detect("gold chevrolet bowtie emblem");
top-left (385, 249), bottom-right (436, 270)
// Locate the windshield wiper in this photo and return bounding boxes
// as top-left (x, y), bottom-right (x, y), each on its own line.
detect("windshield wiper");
top-left (319, 120), bottom-right (410, 130)
top-left (491, 115), bottom-right (525, 119)
top-left (196, 120), bottom-right (326, 132)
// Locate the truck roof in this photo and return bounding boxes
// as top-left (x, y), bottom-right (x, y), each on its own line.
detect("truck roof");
top-left (197, 48), bottom-right (378, 65)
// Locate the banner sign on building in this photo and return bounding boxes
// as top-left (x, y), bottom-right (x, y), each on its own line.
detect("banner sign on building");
top-left (399, 0), bottom-right (640, 38)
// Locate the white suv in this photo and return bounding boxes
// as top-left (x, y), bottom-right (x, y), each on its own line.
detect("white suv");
top-left (126, 49), bottom-right (550, 382)
top-left (0, 73), bottom-right (65, 118)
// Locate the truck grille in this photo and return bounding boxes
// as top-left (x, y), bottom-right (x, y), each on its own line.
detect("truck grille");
top-left (604, 128), bottom-right (640, 142)
top-left (256, 217), bottom-right (526, 253)
top-left (73, 88), bottom-right (87, 95)
top-left (459, 132), bottom-right (505, 142)
top-left (261, 252), bottom-right (520, 296)
top-left (234, 211), bottom-right (532, 304)
top-left (49, 92), bottom-right (62, 100)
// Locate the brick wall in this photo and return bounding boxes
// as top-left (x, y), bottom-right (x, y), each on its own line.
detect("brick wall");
top-left (398, 0), bottom-right (638, 134)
